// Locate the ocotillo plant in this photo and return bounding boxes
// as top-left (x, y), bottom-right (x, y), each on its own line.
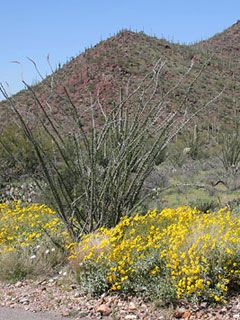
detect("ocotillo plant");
top-left (0, 59), bottom-right (223, 239)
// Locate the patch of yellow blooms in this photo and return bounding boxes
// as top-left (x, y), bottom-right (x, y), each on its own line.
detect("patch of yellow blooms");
top-left (1, 201), bottom-right (239, 303)
top-left (0, 201), bottom-right (64, 253)
top-left (70, 206), bottom-right (240, 303)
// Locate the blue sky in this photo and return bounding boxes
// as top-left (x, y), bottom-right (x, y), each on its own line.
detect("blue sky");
top-left (0, 0), bottom-right (239, 98)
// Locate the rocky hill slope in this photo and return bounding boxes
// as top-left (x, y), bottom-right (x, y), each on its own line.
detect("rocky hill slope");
top-left (1, 22), bottom-right (240, 130)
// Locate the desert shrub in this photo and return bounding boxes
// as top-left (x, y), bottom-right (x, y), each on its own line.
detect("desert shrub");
top-left (188, 198), bottom-right (219, 212)
top-left (181, 125), bottom-right (206, 160)
top-left (0, 125), bottom-right (38, 180)
top-left (218, 126), bottom-right (240, 172)
top-left (0, 124), bottom-right (55, 182)
top-left (169, 150), bottom-right (187, 168)
top-left (227, 198), bottom-right (240, 212)
top-left (169, 125), bottom-right (206, 167)
top-left (70, 206), bottom-right (240, 304)
top-left (0, 202), bottom-right (68, 281)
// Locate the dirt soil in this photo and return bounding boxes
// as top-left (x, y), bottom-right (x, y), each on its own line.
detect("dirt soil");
top-left (0, 278), bottom-right (239, 319)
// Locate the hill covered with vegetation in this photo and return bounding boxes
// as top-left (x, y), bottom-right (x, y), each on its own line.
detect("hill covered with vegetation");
top-left (1, 22), bottom-right (240, 130)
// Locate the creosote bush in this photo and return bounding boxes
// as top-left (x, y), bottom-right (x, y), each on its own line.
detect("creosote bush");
top-left (69, 206), bottom-right (240, 304)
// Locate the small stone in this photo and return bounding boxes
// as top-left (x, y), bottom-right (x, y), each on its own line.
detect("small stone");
top-left (96, 304), bottom-right (112, 316)
top-left (125, 315), bottom-right (138, 320)
top-left (174, 307), bottom-right (187, 318)
top-left (182, 310), bottom-right (191, 318)
top-left (15, 281), bottom-right (22, 288)
top-left (19, 297), bottom-right (29, 305)
top-left (220, 307), bottom-right (227, 314)
top-left (61, 309), bottom-right (71, 317)
top-left (200, 302), bottom-right (208, 308)
top-left (74, 292), bottom-right (81, 298)
top-left (129, 302), bottom-right (137, 311)
top-left (119, 309), bottom-right (127, 315)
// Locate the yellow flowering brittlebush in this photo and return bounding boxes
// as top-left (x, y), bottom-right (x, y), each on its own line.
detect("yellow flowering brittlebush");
top-left (0, 201), bottom-right (65, 253)
top-left (71, 206), bottom-right (240, 303)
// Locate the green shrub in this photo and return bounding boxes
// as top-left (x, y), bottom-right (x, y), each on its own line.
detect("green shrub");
top-left (188, 198), bottom-right (219, 212)
top-left (70, 206), bottom-right (240, 304)
top-left (0, 124), bottom-right (55, 182)
top-left (0, 125), bottom-right (37, 179)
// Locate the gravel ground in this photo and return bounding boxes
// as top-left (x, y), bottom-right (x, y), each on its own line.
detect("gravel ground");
top-left (0, 278), bottom-right (239, 319)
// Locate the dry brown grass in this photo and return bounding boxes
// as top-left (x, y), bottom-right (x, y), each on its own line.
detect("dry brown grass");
top-left (0, 240), bottom-right (67, 282)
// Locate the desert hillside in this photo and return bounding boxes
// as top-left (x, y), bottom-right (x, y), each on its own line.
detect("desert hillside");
top-left (1, 23), bottom-right (240, 130)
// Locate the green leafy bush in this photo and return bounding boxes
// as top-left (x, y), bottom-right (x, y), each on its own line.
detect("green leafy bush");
top-left (70, 206), bottom-right (240, 304)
